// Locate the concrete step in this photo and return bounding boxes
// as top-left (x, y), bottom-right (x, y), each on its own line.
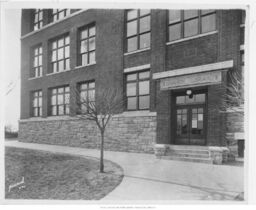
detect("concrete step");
top-left (165, 152), bottom-right (209, 159)
top-left (160, 155), bottom-right (213, 164)
top-left (166, 145), bottom-right (208, 150)
top-left (166, 149), bottom-right (209, 155)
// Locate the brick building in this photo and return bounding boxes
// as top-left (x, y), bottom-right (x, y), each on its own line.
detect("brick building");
top-left (19, 9), bottom-right (245, 164)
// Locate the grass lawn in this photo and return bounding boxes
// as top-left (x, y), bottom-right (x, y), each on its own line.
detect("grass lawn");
top-left (5, 147), bottom-right (123, 200)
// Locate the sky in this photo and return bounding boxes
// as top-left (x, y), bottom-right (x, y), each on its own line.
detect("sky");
top-left (3, 9), bottom-right (21, 131)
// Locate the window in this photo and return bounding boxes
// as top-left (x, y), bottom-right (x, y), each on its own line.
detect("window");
top-left (240, 10), bottom-right (245, 45)
top-left (50, 86), bottom-right (70, 116)
top-left (78, 24), bottom-right (96, 66)
top-left (31, 90), bottom-right (42, 117)
top-left (33, 9), bottom-right (43, 31)
top-left (51, 9), bottom-right (70, 22)
top-left (78, 81), bottom-right (95, 113)
top-left (31, 45), bottom-right (43, 78)
top-left (168, 10), bottom-right (216, 42)
top-left (126, 10), bottom-right (151, 53)
top-left (176, 93), bottom-right (206, 105)
top-left (50, 35), bottom-right (70, 73)
top-left (126, 71), bottom-right (150, 110)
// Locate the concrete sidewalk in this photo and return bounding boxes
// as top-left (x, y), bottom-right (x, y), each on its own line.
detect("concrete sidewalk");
top-left (5, 140), bottom-right (244, 201)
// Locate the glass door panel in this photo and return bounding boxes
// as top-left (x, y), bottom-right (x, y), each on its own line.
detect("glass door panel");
top-left (176, 108), bottom-right (189, 144)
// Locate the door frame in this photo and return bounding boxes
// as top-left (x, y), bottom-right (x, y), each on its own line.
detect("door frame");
top-left (171, 88), bottom-right (208, 146)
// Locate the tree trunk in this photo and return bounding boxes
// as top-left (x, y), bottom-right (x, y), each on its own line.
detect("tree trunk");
top-left (100, 130), bottom-right (104, 173)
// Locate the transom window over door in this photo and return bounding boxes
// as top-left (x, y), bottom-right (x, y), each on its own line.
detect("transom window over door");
top-left (50, 86), bottom-right (70, 116)
top-left (78, 24), bottom-right (96, 66)
top-left (50, 34), bottom-right (70, 73)
top-left (31, 45), bottom-right (43, 78)
top-left (168, 10), bottom-right (216, 42)
top-left (126, 71), bottom-right (150, 110)
top-left (126, 9), bottom-right (151, 53)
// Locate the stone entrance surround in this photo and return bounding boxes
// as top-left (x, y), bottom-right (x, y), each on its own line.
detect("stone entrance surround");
top-left (19, 111), bottom-right (157, 153)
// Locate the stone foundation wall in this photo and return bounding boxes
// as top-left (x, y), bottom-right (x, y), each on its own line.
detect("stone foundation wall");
top-left (19, 112), bottom-right (157, 153)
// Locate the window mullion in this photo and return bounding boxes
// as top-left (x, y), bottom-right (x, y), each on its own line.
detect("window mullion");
top-left (181, 10), bottom-right (184, 38)
top-left (137, 13), bottom-right (140, 50)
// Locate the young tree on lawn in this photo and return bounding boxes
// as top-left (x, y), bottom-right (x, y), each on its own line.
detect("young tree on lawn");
top-left (72, 86), bottom-right (124, 173)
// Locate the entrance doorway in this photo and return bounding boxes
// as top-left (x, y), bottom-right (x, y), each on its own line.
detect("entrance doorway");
top-left (174, 92), bottom-right (206, 145)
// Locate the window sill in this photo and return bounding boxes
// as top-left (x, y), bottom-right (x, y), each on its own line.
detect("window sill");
top-left (46, 69), bottom-right (71, 76)
top-left (20, 115), bottom-right (73, 122)
top-left (75, 62), bottom-right (96, 70)
top-left (124, 48), bottom-right (150, 56)
top-left (166, 31), bottom-right (218, 46)
top-left (28, 76), bottom-right (43, 80)
top-left (114, 110), bottom-right (156, 118)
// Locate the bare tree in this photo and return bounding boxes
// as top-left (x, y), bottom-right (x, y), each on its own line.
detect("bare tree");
top-left (223, 70), bottom-right (244, 113)
top-left (71, 87), bottom-right (125, 173)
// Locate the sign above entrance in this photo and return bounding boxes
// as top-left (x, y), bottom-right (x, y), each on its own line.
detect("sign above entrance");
top-left (160, 71), bottom-right (222, 90)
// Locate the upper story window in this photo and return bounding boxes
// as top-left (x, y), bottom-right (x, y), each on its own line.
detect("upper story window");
top-left (31, 45), bottom-right (43, 78)
top-left (78, 81), bottom-right (95, 113)
top-left (126, 71), bottom-right (150, 110)
top-left (125, 10), bottom-right (151, 53)
top-left (78, 24), bottom-right (96, 66)
top-left (240, 10), bottom-right (245, 45)
top-left (51, 9), bottom-right (70, 22)
top-left (31, 90), bottom-right (42, 117)
top-left (168, 10), bottom-right (216, 42)
top-left (33, 9), bottom-right (43, 31)
top-left (50, 86), bottom-right (70, 116)
top-left (49, 34), bottom-right (70, 74)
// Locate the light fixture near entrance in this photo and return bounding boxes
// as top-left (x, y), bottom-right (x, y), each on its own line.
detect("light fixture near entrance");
top-left (186, 89), bottom-right (193, 98)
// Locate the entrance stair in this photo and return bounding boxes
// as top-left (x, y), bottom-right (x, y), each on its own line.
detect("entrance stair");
top-left (160, 145), bottom-right (213, 164)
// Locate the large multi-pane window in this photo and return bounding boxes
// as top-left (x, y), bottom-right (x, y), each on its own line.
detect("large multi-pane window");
top-left (31, 45), bottom-right (43, 78)
top-left (31, 90), bottom-right (42, 117)
top-left (50, 35), bottom-right (70, 73)
top-left (50, 86), bottom-right (70, 116)
top-left (33, 9), bottom-right (43, 31)
top-left (168, 10), bottom-right (216, 42)
top-left (78, 81), bottom-right (95, 113)
top-left (126, 71), bottom-right (150, 110)
top-left (51, 9), bottom-right (70, 22)
top-left (78, 25), bottom-right (96, 66)
top-left (126, 10), bottom-right (151, 53)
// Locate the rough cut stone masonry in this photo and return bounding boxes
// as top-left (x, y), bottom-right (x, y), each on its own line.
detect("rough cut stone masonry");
top-left (19, 113), bottom-right (157, 153)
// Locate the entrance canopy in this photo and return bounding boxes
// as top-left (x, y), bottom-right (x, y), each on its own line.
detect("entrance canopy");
top-left (152, 60), bottom-right (233, 90)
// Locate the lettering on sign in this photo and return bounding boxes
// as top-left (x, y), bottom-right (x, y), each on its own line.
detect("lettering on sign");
top-left (160, 71), bottom-right (222, 90)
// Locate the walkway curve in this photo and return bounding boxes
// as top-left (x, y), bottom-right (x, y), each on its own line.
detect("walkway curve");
top-left (5, 141), bottom-right (244, 201)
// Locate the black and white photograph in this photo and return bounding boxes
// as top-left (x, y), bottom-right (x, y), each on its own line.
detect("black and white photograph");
top-left (0, 0), bottom-right (255, 207)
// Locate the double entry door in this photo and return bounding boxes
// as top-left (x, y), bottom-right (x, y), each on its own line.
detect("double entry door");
top-left (174, 93), bottom-right (206, 145)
